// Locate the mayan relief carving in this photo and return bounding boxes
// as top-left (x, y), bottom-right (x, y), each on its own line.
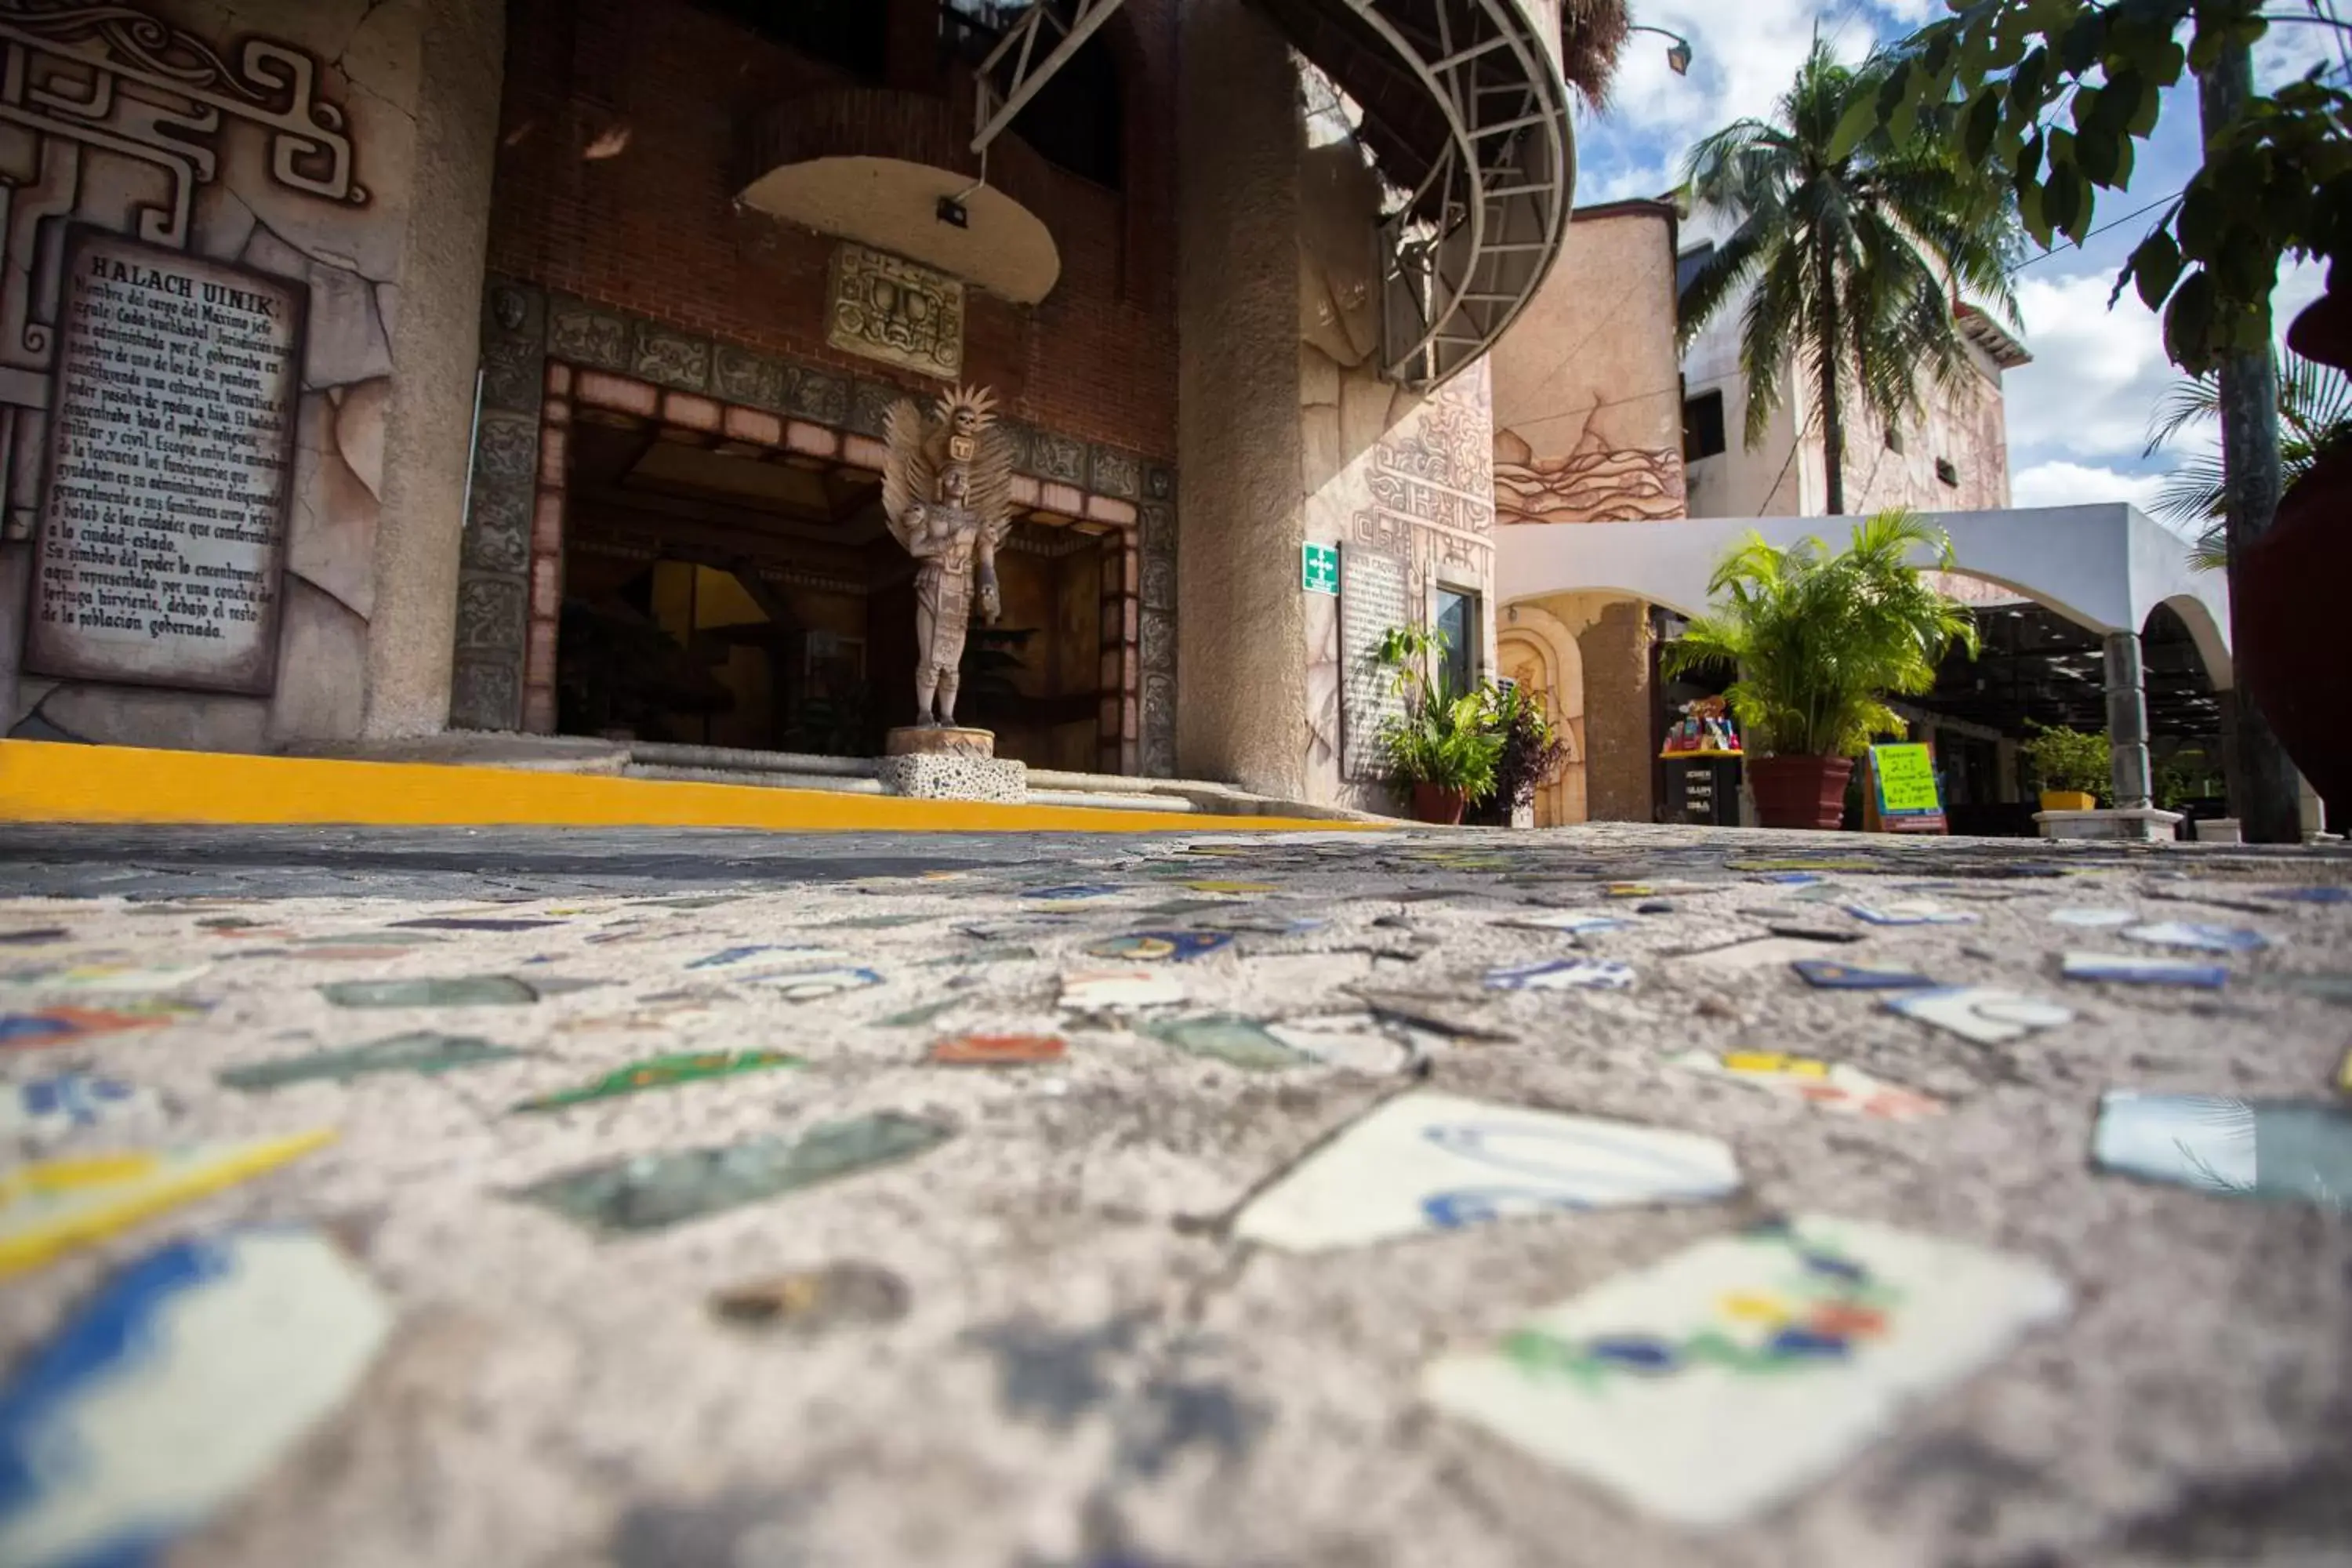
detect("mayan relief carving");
top-left (1347, 371), bottom-right (1495, 590)
top-left (0, 0), bottom-right (410, 746)
top-left (826, 242), bottom-right (965, 380)
top-left (1494, 425), bottom-right (1685, 524)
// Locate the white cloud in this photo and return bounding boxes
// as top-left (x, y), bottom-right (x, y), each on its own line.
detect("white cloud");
top-left (2010, 460), bottom-right (2169, 510)
top-left (2005, 256), bottom-right (2328, 466)
top-left (1576, 0), bottom-right (1891, 203)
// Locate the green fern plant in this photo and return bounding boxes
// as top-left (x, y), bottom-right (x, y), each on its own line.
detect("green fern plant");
top-left (1661, 510), bottom-right (1979, 758)
top-left (1370, 623), bottom-right (1503, 801)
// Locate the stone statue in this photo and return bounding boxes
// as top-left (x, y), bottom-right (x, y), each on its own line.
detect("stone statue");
top-left (880, 385), bottom-right (1015, 728)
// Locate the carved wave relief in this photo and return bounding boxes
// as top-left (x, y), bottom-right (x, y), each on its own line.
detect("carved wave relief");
top-left (1495, 424), bottom-right (1685, 524)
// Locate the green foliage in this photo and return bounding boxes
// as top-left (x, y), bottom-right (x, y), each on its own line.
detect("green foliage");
top-left (1370, 623), bottom-right (1504, 801)
top-left (1487, 681), bottom-right (1573, 812)
top-left (2020, 725), bottom-right (2113, 802)
top-left (1677, 38), bottom-right (2022, 514)
top-left (1862, 0), bottom-right (2352, 374)
top-left (1661, 510), bottom-right (1980, 759)
top-left (1378, 691), bottom-right (1505, 801)
top-left (2151, 746), bottom-right (2225, 810)
top-left (2146, 350), bottom-right (2352, 568)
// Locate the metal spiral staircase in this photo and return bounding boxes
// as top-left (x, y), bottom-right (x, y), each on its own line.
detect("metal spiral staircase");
top-left (1251, 0), bottom-right (1575, 390)
top-left (967, 0), bottom-right (1576, 394)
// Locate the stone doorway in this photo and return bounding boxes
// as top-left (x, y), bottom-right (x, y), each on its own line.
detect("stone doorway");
top-left (546, 391), bottom-right (1122, 770)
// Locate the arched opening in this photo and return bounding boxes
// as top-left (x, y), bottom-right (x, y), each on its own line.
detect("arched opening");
top-left (2141, 601), bottom-right (2228, 826)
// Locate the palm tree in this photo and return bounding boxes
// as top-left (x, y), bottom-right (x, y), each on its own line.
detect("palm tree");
top-left (2144, 351), bottom-right (2352, 570)
top-left (1676, 38), bottom-right (2020, 515)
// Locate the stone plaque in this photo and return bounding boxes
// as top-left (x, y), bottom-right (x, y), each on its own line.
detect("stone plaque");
top-left (826, 243), bottom-right (964, 380)
top-left (26, 234), bottom-right (304, 695)
top-left (1340, 544), bottom-right (1408, 781)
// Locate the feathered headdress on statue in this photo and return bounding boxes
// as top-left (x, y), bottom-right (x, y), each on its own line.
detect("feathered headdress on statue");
top-left (880, 382), bottom-right (1015, 555)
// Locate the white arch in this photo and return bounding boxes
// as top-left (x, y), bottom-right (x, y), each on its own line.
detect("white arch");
top-left (1496, 504), bottom-right (2234, 688)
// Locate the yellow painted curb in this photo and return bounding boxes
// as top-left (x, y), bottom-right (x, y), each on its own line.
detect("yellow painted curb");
top-left (0, 740), bottom-right (1363, 834)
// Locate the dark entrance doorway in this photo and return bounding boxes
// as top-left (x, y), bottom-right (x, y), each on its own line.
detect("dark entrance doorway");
top-left (554, 412), bottom-right (1112, 768)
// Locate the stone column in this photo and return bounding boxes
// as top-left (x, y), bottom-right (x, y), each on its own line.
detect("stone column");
top-left (2104, 630), bottom-right (2154, 810)
top-left (1174, 0), bottom-right (1305, 795)
top-left (361, 0), bottom-right (508, 738)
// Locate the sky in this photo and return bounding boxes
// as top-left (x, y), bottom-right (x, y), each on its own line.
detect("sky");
top-left (1569, 0), bottom-right (2340, 516)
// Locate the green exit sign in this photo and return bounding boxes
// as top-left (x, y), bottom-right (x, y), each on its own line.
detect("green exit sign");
top-left (1301, 543), bottom-right (1339, 595)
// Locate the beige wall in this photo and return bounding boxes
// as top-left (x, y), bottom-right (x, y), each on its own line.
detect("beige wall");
top-left (1179, 8), bottom-right (1501, 809)
top-left (1491, 204), bottom-right (1687, 525)
top-left (0, 0), bottom-right (502, 752)
top-left (1502, 589), bottom-right (1654, 824)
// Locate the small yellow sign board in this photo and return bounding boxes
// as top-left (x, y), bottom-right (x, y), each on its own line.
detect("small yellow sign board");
top-left (1867, 743), bottom-right (1947, 833)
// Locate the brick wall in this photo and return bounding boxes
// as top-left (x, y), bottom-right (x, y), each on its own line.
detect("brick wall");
top-left (486, 0), bottom-right (1178, 459)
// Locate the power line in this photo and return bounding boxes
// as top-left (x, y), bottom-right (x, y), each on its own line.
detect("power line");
top-left (2013, 190), bottom-right (2183, 270)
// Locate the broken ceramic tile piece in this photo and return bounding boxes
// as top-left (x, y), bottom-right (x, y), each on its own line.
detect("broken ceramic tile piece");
top-left (1485, 958), bottom-right (1635, 992)
top-left (1884, 986), bottom-right (2073, 1044)
top-left (514, 1050), bottom-right (802, 1112)
top-left (1791, 960), bottom-right (1934, 991)
top-left (2256, 887), bottom-right (2350, 905)
top-left (221, 1033), bottom-right (522, 1091)
top-left (512, 1113), bottom-right (953, 1236)
top-left (2047, 908), bottom-right (2137, 927)
top-left (1843, 902), bottom-right (1978, 927)
top-left (2092, 1091), bottom-right (2352, 1208)
top-left (0, 1073), bottom-right (162, 1143)
top-left (1671, 938), bottom-right (1834, 975)
top-left (2060, 953), bottom-right (2230, 989)
top-left (874, 999), bottom-right (961, 1029)
top-left (1421, 1214), bottom-right (2069, 1528)
top-left (710, 1261), bottom-right (911, 1333)
top-left (1236, 1092), bottom-right (1738, 1251)
top-left (1264, 1013), bottom-right (1410, 1073)
top-left (1083, 931), bottom-right (1236, 962)
top-left (0, 928), bottom-right (69, 946)
top-left (1147, 1014), bottom-right (1305, 1071)
top-left (0, 1228), bottom-right (392, 1568)
top-left (1495, 911), bottom-right (1624, 935)
top-left (1022, 884), bottom-right (1130, 902)
top-left (0, 1000), bottom-right (205, 1048)
top-left (2122, 921), bottom-right (2272, 953)
top-left (1345, 988), bottom-right (1515, 1042)
top-left (688, 944), bottom-right (849, 971)
top-left (1060, 970), bottom-right (1186, 1010)
top-left (320, 975), bottom-right (539, 1007)
top-left (390, 916), bottom-right (564, 932)
top-left (1667, 1051), bottom-right (1942, 1120)
top-left (1181, 880), bottom-right (1279, 895)
top-left (2338, 1049), bottom-right (2352, 1095)
top-left (742, 967), bottom-right (885, 1002)
top-left (0, 961), bottom-right (212, 994)
top-left (0, 1131), bottom-right (336, 1279)
top-left (1762, 923), bottom-right (1864, 944)
top-left (929, 1033), bottom-right (1067, 1065)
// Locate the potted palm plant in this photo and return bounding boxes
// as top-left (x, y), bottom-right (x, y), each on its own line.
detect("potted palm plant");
top-left (1371, 626), bottom-right (1504, 825)
top-left (2019, 726), bottom-right (2111, 813)
top-left (1662, 511), bottom-right (1978, 829)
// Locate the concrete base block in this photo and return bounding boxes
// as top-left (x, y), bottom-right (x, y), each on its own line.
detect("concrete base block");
top-left (2035, 807), bottom-right (2184, 842)
top-left (886, 725), bottom-right (996, 759)
top-left (876, 753), bottom-right (1027, 802)
top-left (2194, 818), bottom-right (2242, 844)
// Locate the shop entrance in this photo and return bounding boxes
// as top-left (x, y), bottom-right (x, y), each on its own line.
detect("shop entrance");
top-left (554, 412), bottom-right (1112, 768)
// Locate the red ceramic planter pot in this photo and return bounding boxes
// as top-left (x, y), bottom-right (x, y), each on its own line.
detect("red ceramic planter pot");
top-left (1748, 756), bottom-right (1854, 830)
top-left (1410, 783), bottom-right (1468, 825)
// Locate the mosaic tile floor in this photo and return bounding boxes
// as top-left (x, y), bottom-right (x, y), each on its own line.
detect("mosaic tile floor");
top-left (2, 822), bottom-right (2349, 1566)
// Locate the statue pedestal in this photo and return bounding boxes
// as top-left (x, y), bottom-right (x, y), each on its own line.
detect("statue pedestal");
top-left (885, 726), bottom-right (997, 758)
top-left (878, 727), bottom-right (1026, 802)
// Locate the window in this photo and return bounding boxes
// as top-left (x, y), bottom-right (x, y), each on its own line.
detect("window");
top-left (1682, 390), bottom-right (1726, 462)
top-left (697, 0), bottom-right (887, 78)
top-left (1674, 243), bottom-right (1715, 314)
top-left (1435, 589), bottom-right (1478, 700)
top-left (1936, 457), bottom-right (1960, 488)
top-left (1884, 425), bottom-right (1905, 454)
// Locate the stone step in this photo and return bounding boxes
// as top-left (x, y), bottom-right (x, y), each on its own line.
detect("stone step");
top-left (629, 742), bottom-right (876, 779)
top-left (622, 764), bottom-right (885, 795)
